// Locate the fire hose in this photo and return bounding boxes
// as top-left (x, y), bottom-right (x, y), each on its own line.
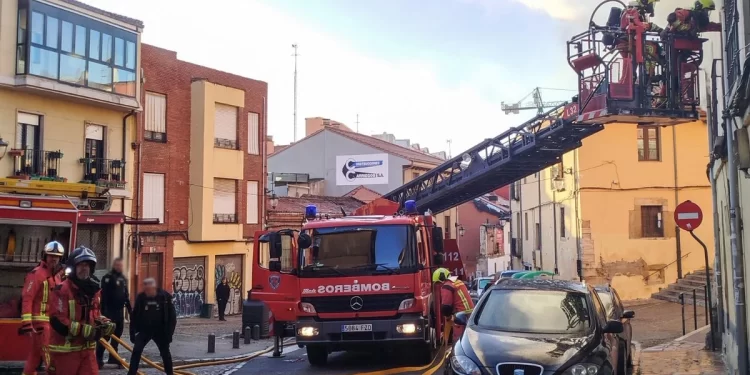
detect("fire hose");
top-left (98, 334), bottom-right (297, 374)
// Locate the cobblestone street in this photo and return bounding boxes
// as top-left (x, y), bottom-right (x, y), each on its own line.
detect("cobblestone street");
top-left (626, 299), bottom-right (708, 348)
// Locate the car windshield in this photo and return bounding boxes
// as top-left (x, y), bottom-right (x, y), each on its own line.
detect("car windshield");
top-left (476, 289), bottom-right (591, 334)
top-left (596, 291), bottom-right (615, 318)
top-left (477, 279), bottom-right (493, 290)
top-left (299, 225), bottom-right (417, 275)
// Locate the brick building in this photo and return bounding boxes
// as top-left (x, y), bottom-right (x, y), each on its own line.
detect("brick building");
top-left (134, 44), bottom-right (267, 317)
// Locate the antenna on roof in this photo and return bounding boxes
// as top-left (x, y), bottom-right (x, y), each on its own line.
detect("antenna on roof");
top-left (340, 207), bottom-right (347, 217)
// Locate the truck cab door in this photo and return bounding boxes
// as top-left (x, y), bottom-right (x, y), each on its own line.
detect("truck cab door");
top-left (250, 230), bottom-right (299, 322)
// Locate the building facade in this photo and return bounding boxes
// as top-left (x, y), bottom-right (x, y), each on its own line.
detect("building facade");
top-left (510, 118), bottom-right (712, 300)
top-left (457, 190), bottom-right (509, 277)
top-left (136, 44), bottom-right (267, 317)
top-left (0, 0), bottom-right (143, 278)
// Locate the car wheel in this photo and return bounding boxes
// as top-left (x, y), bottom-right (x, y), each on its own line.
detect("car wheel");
top-left (306, 345), bottom-right (328, 366)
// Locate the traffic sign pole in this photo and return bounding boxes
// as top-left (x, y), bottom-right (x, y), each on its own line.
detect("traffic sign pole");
top-left (674, 200), bottom-right (715, 351)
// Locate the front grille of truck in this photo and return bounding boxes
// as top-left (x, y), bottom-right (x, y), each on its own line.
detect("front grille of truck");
top-left (301, 293), bottom-right (413, 313)
top-left (496, 363), bottom-right (544, 375)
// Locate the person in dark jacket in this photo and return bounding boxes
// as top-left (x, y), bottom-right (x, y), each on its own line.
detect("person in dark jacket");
top-left (215, 277), bottom-right (230, 321)
top-left (96, 258), bottom-right (132, 369)
top-left (128, 278), bottom-right (176, 375)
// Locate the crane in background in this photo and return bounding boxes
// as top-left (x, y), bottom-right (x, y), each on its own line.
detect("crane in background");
top-left (501, 87), bottom-right (574, 115)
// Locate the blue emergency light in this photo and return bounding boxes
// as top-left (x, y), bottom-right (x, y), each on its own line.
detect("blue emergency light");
top-left (404, 200), bottom-right (417, 214)
top-left (305, 204), bottom-right (317, 219)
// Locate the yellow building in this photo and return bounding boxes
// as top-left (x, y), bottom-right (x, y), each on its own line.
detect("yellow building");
top-left (0, 0), bottom-right (142, 277)
top-left (511, 117), bottom-right (712, 300)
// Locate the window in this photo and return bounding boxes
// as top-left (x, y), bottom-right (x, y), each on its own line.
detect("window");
top-left (444, 216), bottom-right (451, 239)
top-left (524, 212), bottom-right (528, 240)
top-left (412, 171), bottom-right (420, 181)
top-left (248, 113), bottom-right (259, 155)
top-left (535, 223), bottom-right (541, 250)
top-left (637, 126), bottom-right (660, 161)
top-left (15, 112), bottom-right (42, 175)
top-left (246, 181), bottom-right (259, 224)
top-left (76, 225), bottom-right (110, 271)
top-left (641, 205), bottom-right (664, 237)
top-left (82, 124), bottom-right (105, 182)
top-left (143, 173), bottom-right (165, 224)
top-left (560, 207), bottom-right (566, 237)
top-left (145, 92), bottom-right (167, 142)
top-left (213, 178), bottom-right (237, 223)
top-left (16, 1), bottom-right (138, 96)
top-left (214, 104), bottom-right (238, 149)
top-left (516, 212), bottom-right (521, 239)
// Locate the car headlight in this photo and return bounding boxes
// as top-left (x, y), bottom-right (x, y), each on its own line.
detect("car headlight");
top-left (566, 363), bottom-right (600, 375)
top-left (450, 355), bottom-right (482, 375)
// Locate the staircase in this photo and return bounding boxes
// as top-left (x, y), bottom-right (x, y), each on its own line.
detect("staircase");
top-left (651, 268), bottom-right (713, 306)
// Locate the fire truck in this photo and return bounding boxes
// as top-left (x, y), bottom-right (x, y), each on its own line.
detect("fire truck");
top-left (251, 2), bottom-right (706, 366)
top-left (0, 179), bottom-right (111, 366)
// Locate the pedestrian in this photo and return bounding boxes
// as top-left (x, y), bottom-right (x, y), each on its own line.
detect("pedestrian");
top-left (128, 278), bottom-right (176, 375)
top-left (216, 277), bottom-right (230, 321)
top-left (19, 241), bottom-right (65, 375)
top-left (48, 246), bottom-right (116, 375)
top-left (96, 258), bottom-right (132, 369)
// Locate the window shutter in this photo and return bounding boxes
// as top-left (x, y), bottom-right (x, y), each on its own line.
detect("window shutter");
top-left (213, 178), bottom-right (236, 215)
top-left (246, 181), bottom-right (258, 224)
top-left (248, 113), bottom-right (259, 155)
top-left (143, 173), bottom-right (165, 224)
top-left (145, 92), bottom-right (166, 133)
top-left (628, 209), bottom-right (642, 239)
top-left (214, 104), bottom-right (237, 143)
top-left (85, 124), bottom-right (104, 140)
top-left (663, 210), bottom-right (676, 237)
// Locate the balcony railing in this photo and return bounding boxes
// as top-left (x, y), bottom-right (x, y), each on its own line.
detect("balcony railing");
top-left (8, 148), bottom-right (65, 181)
top-left (79, 158), bottom-right (126, 188)
top-left (213, 213), bottom-right (237, 223)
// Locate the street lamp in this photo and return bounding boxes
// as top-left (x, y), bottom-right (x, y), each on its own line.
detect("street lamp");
top-left (269, 193), bottom-right (279, 209)
top-left (455, 222), bottom-right (466, 237)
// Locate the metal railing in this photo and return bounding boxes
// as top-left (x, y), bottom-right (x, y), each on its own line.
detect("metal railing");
top-left (679, 285), bottom-right (710, 336)
top-left (79, 158), bottom-right (126, 188)
top-left (10, 148), bottom-right (64, 180)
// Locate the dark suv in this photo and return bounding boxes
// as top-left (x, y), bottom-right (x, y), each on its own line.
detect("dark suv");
top-left (445, 279), bottom-right (625, 375)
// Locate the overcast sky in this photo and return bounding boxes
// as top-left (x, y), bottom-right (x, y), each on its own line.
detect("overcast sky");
top-left (81, 0), bottom-right (720, 155)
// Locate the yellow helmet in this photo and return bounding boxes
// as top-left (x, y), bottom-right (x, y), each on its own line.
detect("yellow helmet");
top-left (432, 268), bottom-right (451, 283)
top-left (695, 0), bottom-right (715, 10)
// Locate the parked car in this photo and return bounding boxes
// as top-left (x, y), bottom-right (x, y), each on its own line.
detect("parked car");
top-left (594, 284), bottom-right (635, 373)
top-left (445, 279), bottom-right (626, 375)
top-left (470, 277), bottom-right (495, 303)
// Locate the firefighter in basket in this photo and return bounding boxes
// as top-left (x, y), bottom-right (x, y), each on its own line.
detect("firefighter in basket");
top-left (19, 241), bottom-right (65, 375)
top-left (48, 246), bottom-right (116, 375)
top-left (663, 0), bottom-right (721, 37)
top-left (433, 268), bottom-right (474, 344)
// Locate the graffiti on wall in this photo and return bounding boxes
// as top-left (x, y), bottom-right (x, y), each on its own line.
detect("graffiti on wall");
top-left (172, 264), bottom-right (205, 318)
top-left (215, 255), bottom-right (242, 315)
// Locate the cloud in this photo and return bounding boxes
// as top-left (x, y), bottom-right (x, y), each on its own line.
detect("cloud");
top-left (81, 0), bottom-right (537, 155)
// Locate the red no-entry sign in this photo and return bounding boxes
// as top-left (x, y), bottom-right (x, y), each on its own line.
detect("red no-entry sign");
top-left (674, 200), bottom-right (703, 231)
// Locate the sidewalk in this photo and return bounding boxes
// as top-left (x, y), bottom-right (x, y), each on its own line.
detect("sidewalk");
top-left (100, 315), bottom-right (277, 374)
top-left (634, 325), bottom-right (727, 374)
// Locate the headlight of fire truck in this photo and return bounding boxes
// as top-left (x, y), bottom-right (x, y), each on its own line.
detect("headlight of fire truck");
top-left (299, 302), bottom-right (316, 314)
top-left (297, 326), bottom-right (319, 337)
top-left (398, 298), bottom-right (416, 311)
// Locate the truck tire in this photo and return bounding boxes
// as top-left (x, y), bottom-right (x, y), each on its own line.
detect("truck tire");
top-left (306, 345), bottom-right (328, 366)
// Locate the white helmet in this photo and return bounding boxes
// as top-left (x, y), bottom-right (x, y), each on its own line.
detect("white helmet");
top-left (43, 241), bottom-right (65, 257)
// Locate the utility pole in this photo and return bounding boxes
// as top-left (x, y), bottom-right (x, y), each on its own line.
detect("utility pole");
top-left (446, 139), bottom-right (452, 159)
top-left (292, 44), bottom-right (298, 142)
top-left (356, 114), bottom-right (360, 133)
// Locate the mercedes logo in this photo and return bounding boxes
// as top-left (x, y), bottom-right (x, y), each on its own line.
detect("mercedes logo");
top-left (350, 296), bottom-right (364, 311)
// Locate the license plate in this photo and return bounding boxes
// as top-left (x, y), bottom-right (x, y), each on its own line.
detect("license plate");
top-left (341, 324), bottom-right (372, 332)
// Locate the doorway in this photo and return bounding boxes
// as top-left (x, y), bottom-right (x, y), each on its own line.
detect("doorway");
top-left (138, 253), bottom-right (163, 293)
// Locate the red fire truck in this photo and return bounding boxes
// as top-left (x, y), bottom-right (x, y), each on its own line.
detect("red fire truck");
top-left (0, 193), bottom-right (79, 364)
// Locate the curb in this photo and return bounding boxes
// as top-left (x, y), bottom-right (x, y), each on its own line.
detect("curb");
top-left (674, 324), bottom-right (710, 342)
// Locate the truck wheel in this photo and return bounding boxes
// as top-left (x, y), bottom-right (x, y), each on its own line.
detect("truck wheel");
top-left (306, 345), bottom-right (328, 366)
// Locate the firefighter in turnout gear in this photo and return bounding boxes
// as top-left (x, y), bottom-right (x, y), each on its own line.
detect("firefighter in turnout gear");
top-left (433, 267), bottom-right (474, 343)
top-left (96, 258), bottom-right (132, 369)
top-left (19, 241), bottom-right (65, 375)
top-left (48, 247), bottom-right (116, 375)
top-left (663, 0), bottom-right (721, 37)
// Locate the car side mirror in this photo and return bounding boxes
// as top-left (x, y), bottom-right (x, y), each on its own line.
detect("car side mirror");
top-left (454, 311), bottom-right (469, 326)
top-left (269, 261), bottom-right (282, 272)
top-left (432, 227), bottom-right (444, 253)
top-left (433, 254), bottom-right (443, 265)
top-left (298, 232), bottom-right (312, 249)
top-left (603, 320), bottom-right (624, 334)
top-left (622, 310), bottom-right (635, 319)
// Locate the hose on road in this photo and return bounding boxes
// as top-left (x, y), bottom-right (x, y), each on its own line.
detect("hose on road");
top-left (99, 334), bottom-right (296, 374)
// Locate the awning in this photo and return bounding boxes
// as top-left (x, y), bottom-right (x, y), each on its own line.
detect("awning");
top-left (78, 212), bottom-right (125, 225)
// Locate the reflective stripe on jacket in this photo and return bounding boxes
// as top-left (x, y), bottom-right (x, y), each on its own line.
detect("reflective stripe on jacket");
top-left (440, 279), bottom-right (475, 316)
top-left (22, 261), bottom-right (61, 326)
top-left (48, 280), bottom-right (103, 353)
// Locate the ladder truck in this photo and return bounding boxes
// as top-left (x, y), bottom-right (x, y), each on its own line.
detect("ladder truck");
top-left (249, 1), bottom-right (705, 365)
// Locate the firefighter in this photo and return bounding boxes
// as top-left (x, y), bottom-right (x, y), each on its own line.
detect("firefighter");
top-left (128, 277), bottom-right (177, 375)
top-left (663, 0), bottom-right (721, 37)
top-left (19, 241), bottom-right (65, 375)
top-left (48, 246), bottom-right (116, 375)
top-left (433, 268), bottom-right (474, 343)
top-left (96, 258), bottom-right (132, 369)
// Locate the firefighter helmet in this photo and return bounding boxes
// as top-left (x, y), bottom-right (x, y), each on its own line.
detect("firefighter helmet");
top-left (43, 241), bottom-right (65, 257)
top-left (695, 0), bottom-right (715, 10)
top-left (432, 268), bottom-right (451, 283)
top-left (70, 246), bottom-right (97, 268)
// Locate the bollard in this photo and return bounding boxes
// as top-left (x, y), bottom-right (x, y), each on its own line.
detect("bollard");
top-left (680, 293), bottom-right (686, 336)
top-left (244, 327), bottom-right (251, 344)
top-left (693, 288), bottom-right (698, 331)
top-left (208, 334), bottom-right (216, 354)
top-left (233, 330), bottom-right (240, 349)
top-left (252, 325), bottom-right (260, 340)
top-left (704, 284), bottom-right (709, 326)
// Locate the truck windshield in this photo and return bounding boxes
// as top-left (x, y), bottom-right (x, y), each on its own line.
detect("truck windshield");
top-left (300, 224), bottom-right (417, 276)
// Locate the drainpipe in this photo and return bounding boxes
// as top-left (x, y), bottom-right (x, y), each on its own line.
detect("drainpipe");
top-left (672, 126), bottom-right (683, 279)
top-left (537, 172), bottom-right (543, 270)
top-left (262, 96), bottom-right (267, 231)
top-left (574, 149), bottom-right (583, 281)
top-left (121, 110), bottom-right (135, 261)
top-left (708, 59), bottom-right (724, 339)
top-left (552, 187), bottom-right (559, 275)
top-left (518, 181), bottom-right (524, 269)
